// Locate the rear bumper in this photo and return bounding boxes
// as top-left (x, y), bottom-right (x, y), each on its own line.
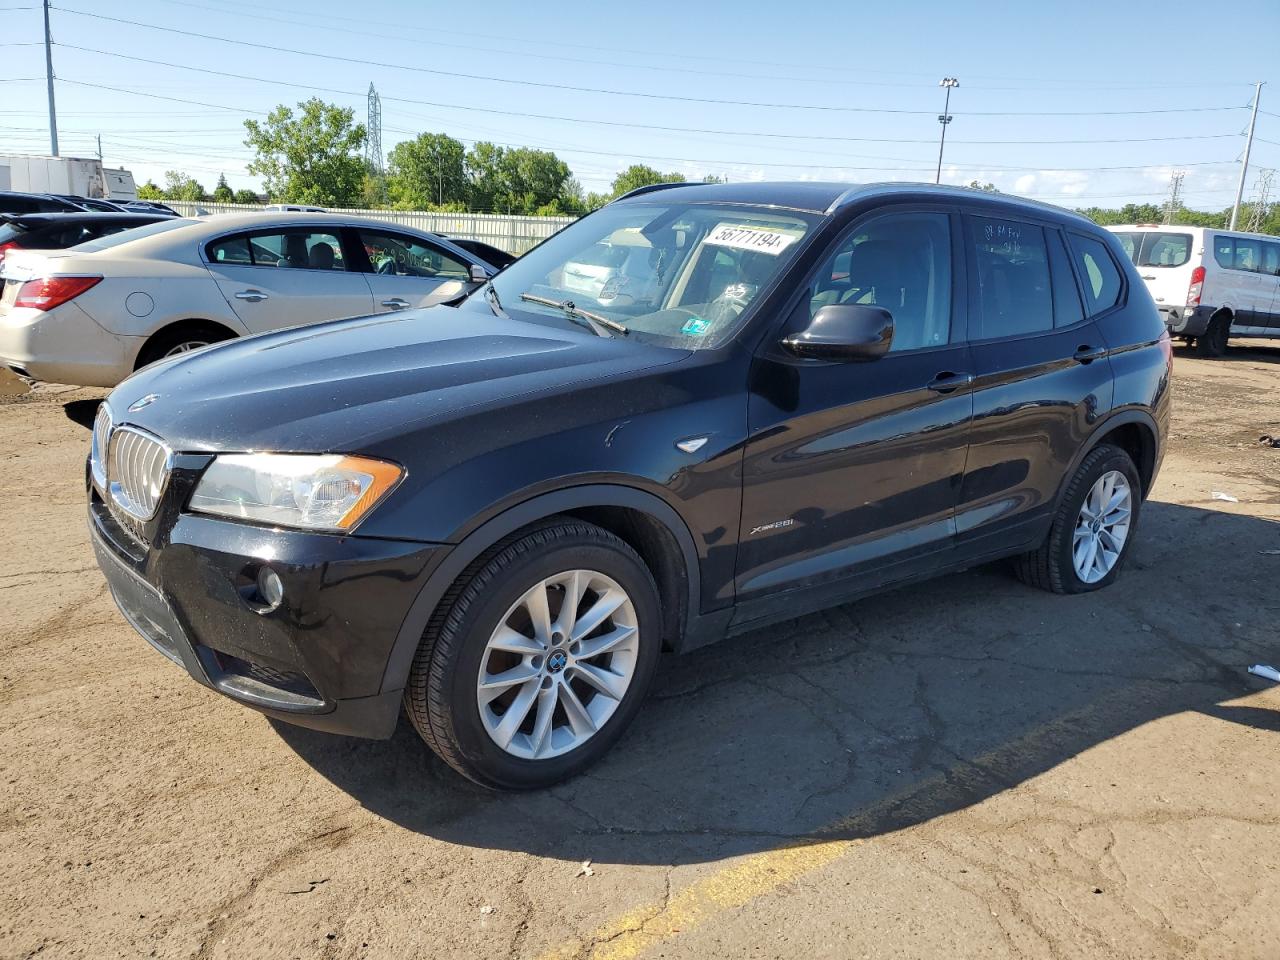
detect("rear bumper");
top-left (88, 470), bottom-right (446, 739)
top-left (0, 302), bottom-right (134, 387)
top-left (1161, 304), bottom-right (1213, 337)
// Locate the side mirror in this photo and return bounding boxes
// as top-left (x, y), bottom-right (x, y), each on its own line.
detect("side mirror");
top-left (469, 263), bottom-right (492, 284)
top-left (781, 303), bottom-right (894, 361)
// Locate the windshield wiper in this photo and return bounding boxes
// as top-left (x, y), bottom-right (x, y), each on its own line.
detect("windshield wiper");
top-left (482, 281), bottom-right (509, 319)
top-left (519, 292), bottom-right (628, 338)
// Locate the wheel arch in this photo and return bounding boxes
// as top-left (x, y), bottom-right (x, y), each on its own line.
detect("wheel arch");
top-left (134, 318), bottom-right (241, 370)
top-left (1060, 411), bottom-right (1161, 506)
top-left (379, 484), bottom-right (703, 695)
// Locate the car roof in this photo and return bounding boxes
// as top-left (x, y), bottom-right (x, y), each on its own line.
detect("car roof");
top-left (614, 180), bottom-right (1099, 227)
top-left (191, 210), bottom-right (439, 231)
top-left (5, 212), bottom-right (166, 225)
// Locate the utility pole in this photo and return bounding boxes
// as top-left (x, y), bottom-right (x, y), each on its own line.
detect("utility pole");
top-left (1229, 82), bottom-right (1264, 231)
top-left (43, 0), bottom-right (58, 157)
top-left (935, 78), bottom-right (959, 185)
top-left (1162, 170), bottom-right (1184, 224)
top-left (96, 134), bottom-right (102, 163)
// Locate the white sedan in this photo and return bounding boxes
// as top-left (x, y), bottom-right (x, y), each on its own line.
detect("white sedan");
top-left (0, 212), bottom-right (494, 387)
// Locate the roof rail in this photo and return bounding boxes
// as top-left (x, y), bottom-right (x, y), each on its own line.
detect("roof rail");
top-left (613, 181), bottom-right (701, 202)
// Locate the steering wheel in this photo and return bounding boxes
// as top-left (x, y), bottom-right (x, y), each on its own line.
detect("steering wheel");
top-left (376, 258), bottom-right (398, 275)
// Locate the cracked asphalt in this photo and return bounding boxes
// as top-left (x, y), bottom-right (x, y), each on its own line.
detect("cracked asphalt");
top-left (2, 342), bottom-right (1278, 960)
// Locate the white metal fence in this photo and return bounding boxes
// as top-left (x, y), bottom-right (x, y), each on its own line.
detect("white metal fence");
top-left (165, 202), bottom-right (577, 253)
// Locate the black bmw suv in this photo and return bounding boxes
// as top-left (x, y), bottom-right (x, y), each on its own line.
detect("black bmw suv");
top-left (89, 182), bottom-right (1170, 789)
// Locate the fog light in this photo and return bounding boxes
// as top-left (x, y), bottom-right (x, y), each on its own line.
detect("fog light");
top-left (257, 566), bottom-right (284, 610)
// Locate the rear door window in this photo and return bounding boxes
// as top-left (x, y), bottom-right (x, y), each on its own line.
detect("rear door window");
top-left (1139, 233), bottom-right (1191, 267)
top-left (1047, 229), bottom-right (1084, 328)
top-left (1263, 242), bottom-right (1280, 277)
top-left (207, 230), bottom-right (346, 270)
top-left (1213, 234), bottom-right (1234, 269)
top-left (1068, 234), bottom-right (1124, 316)
top-left (968, 216), bottom-right (1054, 339)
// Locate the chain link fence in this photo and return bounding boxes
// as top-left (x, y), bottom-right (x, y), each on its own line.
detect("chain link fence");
top-left (165, 202), bottom-right (577, 254)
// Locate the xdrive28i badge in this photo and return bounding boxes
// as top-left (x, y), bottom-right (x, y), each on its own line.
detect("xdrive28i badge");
top-left (128, 394), bottom-right (160, 412)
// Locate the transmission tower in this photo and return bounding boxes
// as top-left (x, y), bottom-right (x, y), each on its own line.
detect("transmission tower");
top-left (1161, 171), bottom-right (1184, 224)
top-left (366, 82), bottom-right (384, 175)
top-left (1245, 168), bottom-right (1274, 234)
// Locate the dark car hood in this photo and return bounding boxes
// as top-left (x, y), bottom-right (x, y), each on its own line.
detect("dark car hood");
top-left (108, 308), bottom-right (686, 453)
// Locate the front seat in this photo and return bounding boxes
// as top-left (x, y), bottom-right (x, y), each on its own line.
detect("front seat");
top-left (309, 242), bottom-right (336, 270)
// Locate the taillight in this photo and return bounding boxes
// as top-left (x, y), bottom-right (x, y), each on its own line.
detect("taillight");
top-left (13, 276), bottom-right (102, 311)
top-left (0, 241), bottom-right (19, 265)
top-left (1186, 265), bottom-right (1205, 306)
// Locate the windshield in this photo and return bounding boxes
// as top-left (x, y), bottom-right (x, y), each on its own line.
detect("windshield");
top-left (482, 201), bottom-right (818, 348)
top-left (72, 217), bottom-right (195, 252)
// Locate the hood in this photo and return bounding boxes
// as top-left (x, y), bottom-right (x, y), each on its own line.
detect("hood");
top-left (106, 307), bottom-right (685, 453)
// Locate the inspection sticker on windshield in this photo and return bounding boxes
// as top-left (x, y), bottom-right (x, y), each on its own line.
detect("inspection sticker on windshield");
top-left (704, 223), bottom-right (799, 256)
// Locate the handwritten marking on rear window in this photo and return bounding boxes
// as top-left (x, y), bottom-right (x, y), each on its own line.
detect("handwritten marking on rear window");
top-left (705, 223), bottom-right (799, 255)
top-left (983, 220), bottom-right (1023, 254)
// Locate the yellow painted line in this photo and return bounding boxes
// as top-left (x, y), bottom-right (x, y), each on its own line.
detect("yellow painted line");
top-left (538, 695), bottom-right (1141, 960)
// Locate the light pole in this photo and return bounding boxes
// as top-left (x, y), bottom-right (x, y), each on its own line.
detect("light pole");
top-left (935, 77), bottom-right (959, 185)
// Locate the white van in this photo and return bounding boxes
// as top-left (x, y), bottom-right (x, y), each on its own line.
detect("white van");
top-left (1105, 225), bottom-right (1280, 357)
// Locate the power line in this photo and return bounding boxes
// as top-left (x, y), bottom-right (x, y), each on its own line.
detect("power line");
top-left (53, 45), bottom-right (1256, 151)
top-left (50, 7), bottom-right (1253, 118)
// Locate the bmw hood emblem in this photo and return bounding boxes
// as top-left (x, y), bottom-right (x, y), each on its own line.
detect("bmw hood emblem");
top-left (128, 393), bottom-right (160, 412)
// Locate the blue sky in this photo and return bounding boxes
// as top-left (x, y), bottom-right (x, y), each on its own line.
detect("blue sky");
top-left (3, 0), bottom-right (1279, 211)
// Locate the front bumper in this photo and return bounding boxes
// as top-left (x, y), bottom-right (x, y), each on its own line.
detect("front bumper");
top-left (88, 459), bottom-right (447, 738)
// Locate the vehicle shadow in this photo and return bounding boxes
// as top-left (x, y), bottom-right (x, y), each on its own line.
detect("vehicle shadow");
top-left (275, 500), bottom-right (1279, 866)
top-left (1174, 339), bottom-right (1280, 364)
top-left (63, 398), bottom-right (102, 430)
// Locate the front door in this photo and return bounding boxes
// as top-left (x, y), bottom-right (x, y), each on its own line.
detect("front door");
top-left (734, 208), bottom-right (973, 624)
top-left (349, 227), bottom-right (477, 312)
top-left (205, 227), bottom-right (375, 332)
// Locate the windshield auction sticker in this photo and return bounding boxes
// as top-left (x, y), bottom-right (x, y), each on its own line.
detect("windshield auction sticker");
top-left (704, 223), bottom-right (799, 255)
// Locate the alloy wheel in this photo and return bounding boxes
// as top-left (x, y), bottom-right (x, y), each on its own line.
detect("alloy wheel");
top-left (162, 340), bottom-right (209, 357)
top-left (1072, 470), bottom-right (1132, 584)
top-left (476, 569), bottom-right (639, 760)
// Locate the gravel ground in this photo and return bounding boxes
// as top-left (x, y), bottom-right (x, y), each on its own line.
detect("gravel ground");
top-left (1, 343), bottom-right (1278, 960)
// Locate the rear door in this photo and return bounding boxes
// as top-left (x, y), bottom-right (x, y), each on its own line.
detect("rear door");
top-left (204, 227), bottom-right (374, 332)
top-left (1130, 230), bottom-right (1195, 312)
top-left (1262, 239), bottom-right (1280, 332)
top-left (957, 212), bottom-right (1115, 554)
top-left (347, 227), bottom-right (478, 313)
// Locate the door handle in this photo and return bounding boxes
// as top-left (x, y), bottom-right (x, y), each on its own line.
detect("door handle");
top-left (1073, 344), bottom-right (1107, 364)
top-left (1141, 274), bottom-right (1156, 280)
top-left (234, 290), bottom-right (268, 302)
top-left (926, 371), bottom-right (974, 393)
top-left (381, 298), bottom-right (411, 310)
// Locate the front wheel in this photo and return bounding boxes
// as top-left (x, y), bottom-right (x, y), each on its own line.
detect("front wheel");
top-left (404, 519), bottom-right (662, 789)
top-left (1015, 444), bottom-right (1142, 594)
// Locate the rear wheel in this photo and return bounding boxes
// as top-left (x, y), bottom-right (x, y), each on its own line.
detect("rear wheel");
top-left (1195, 312), bottom-right (1230, 358)
top-left (404, 519), bottom-right (662, 789)
top-left (1015, 444), bottom-right (1142, 594)
top-left (136, 322), bottom-right (234, 369)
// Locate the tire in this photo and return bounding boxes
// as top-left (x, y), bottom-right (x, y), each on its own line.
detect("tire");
top-left (404, 518), bottom-right (662, 789)
top-left (1194, 312), bottom-right (1230, 358)
top-left (136, 322), bottom-right (234, 369)
top-left (1015, 444), bottom-right (1142, 595)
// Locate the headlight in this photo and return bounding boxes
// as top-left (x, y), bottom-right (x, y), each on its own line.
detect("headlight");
top-left (189, 453), bottom-right (403, 532)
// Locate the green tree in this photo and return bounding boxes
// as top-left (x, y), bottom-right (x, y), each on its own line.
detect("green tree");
top-left (136, 180), bottom-right (163, 200)
top-left (244, 99), bottom-right (367, 206)
top-left (965, 180), bottom-right (998, 192)
top-left (212, 173), bottom-right (234, 203)
top-left (161, 170), bottom-right (205, 201)
top-left (609, 164), bottom-right (686, 200)
top-left (387, 132), bottom-right (467, 209)
top-left (499, 147), bottom-right (573, 214)
top-left (232, 188), bottom-right (260, 204)
top-left (465, 141), bottom-right (508, 212)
